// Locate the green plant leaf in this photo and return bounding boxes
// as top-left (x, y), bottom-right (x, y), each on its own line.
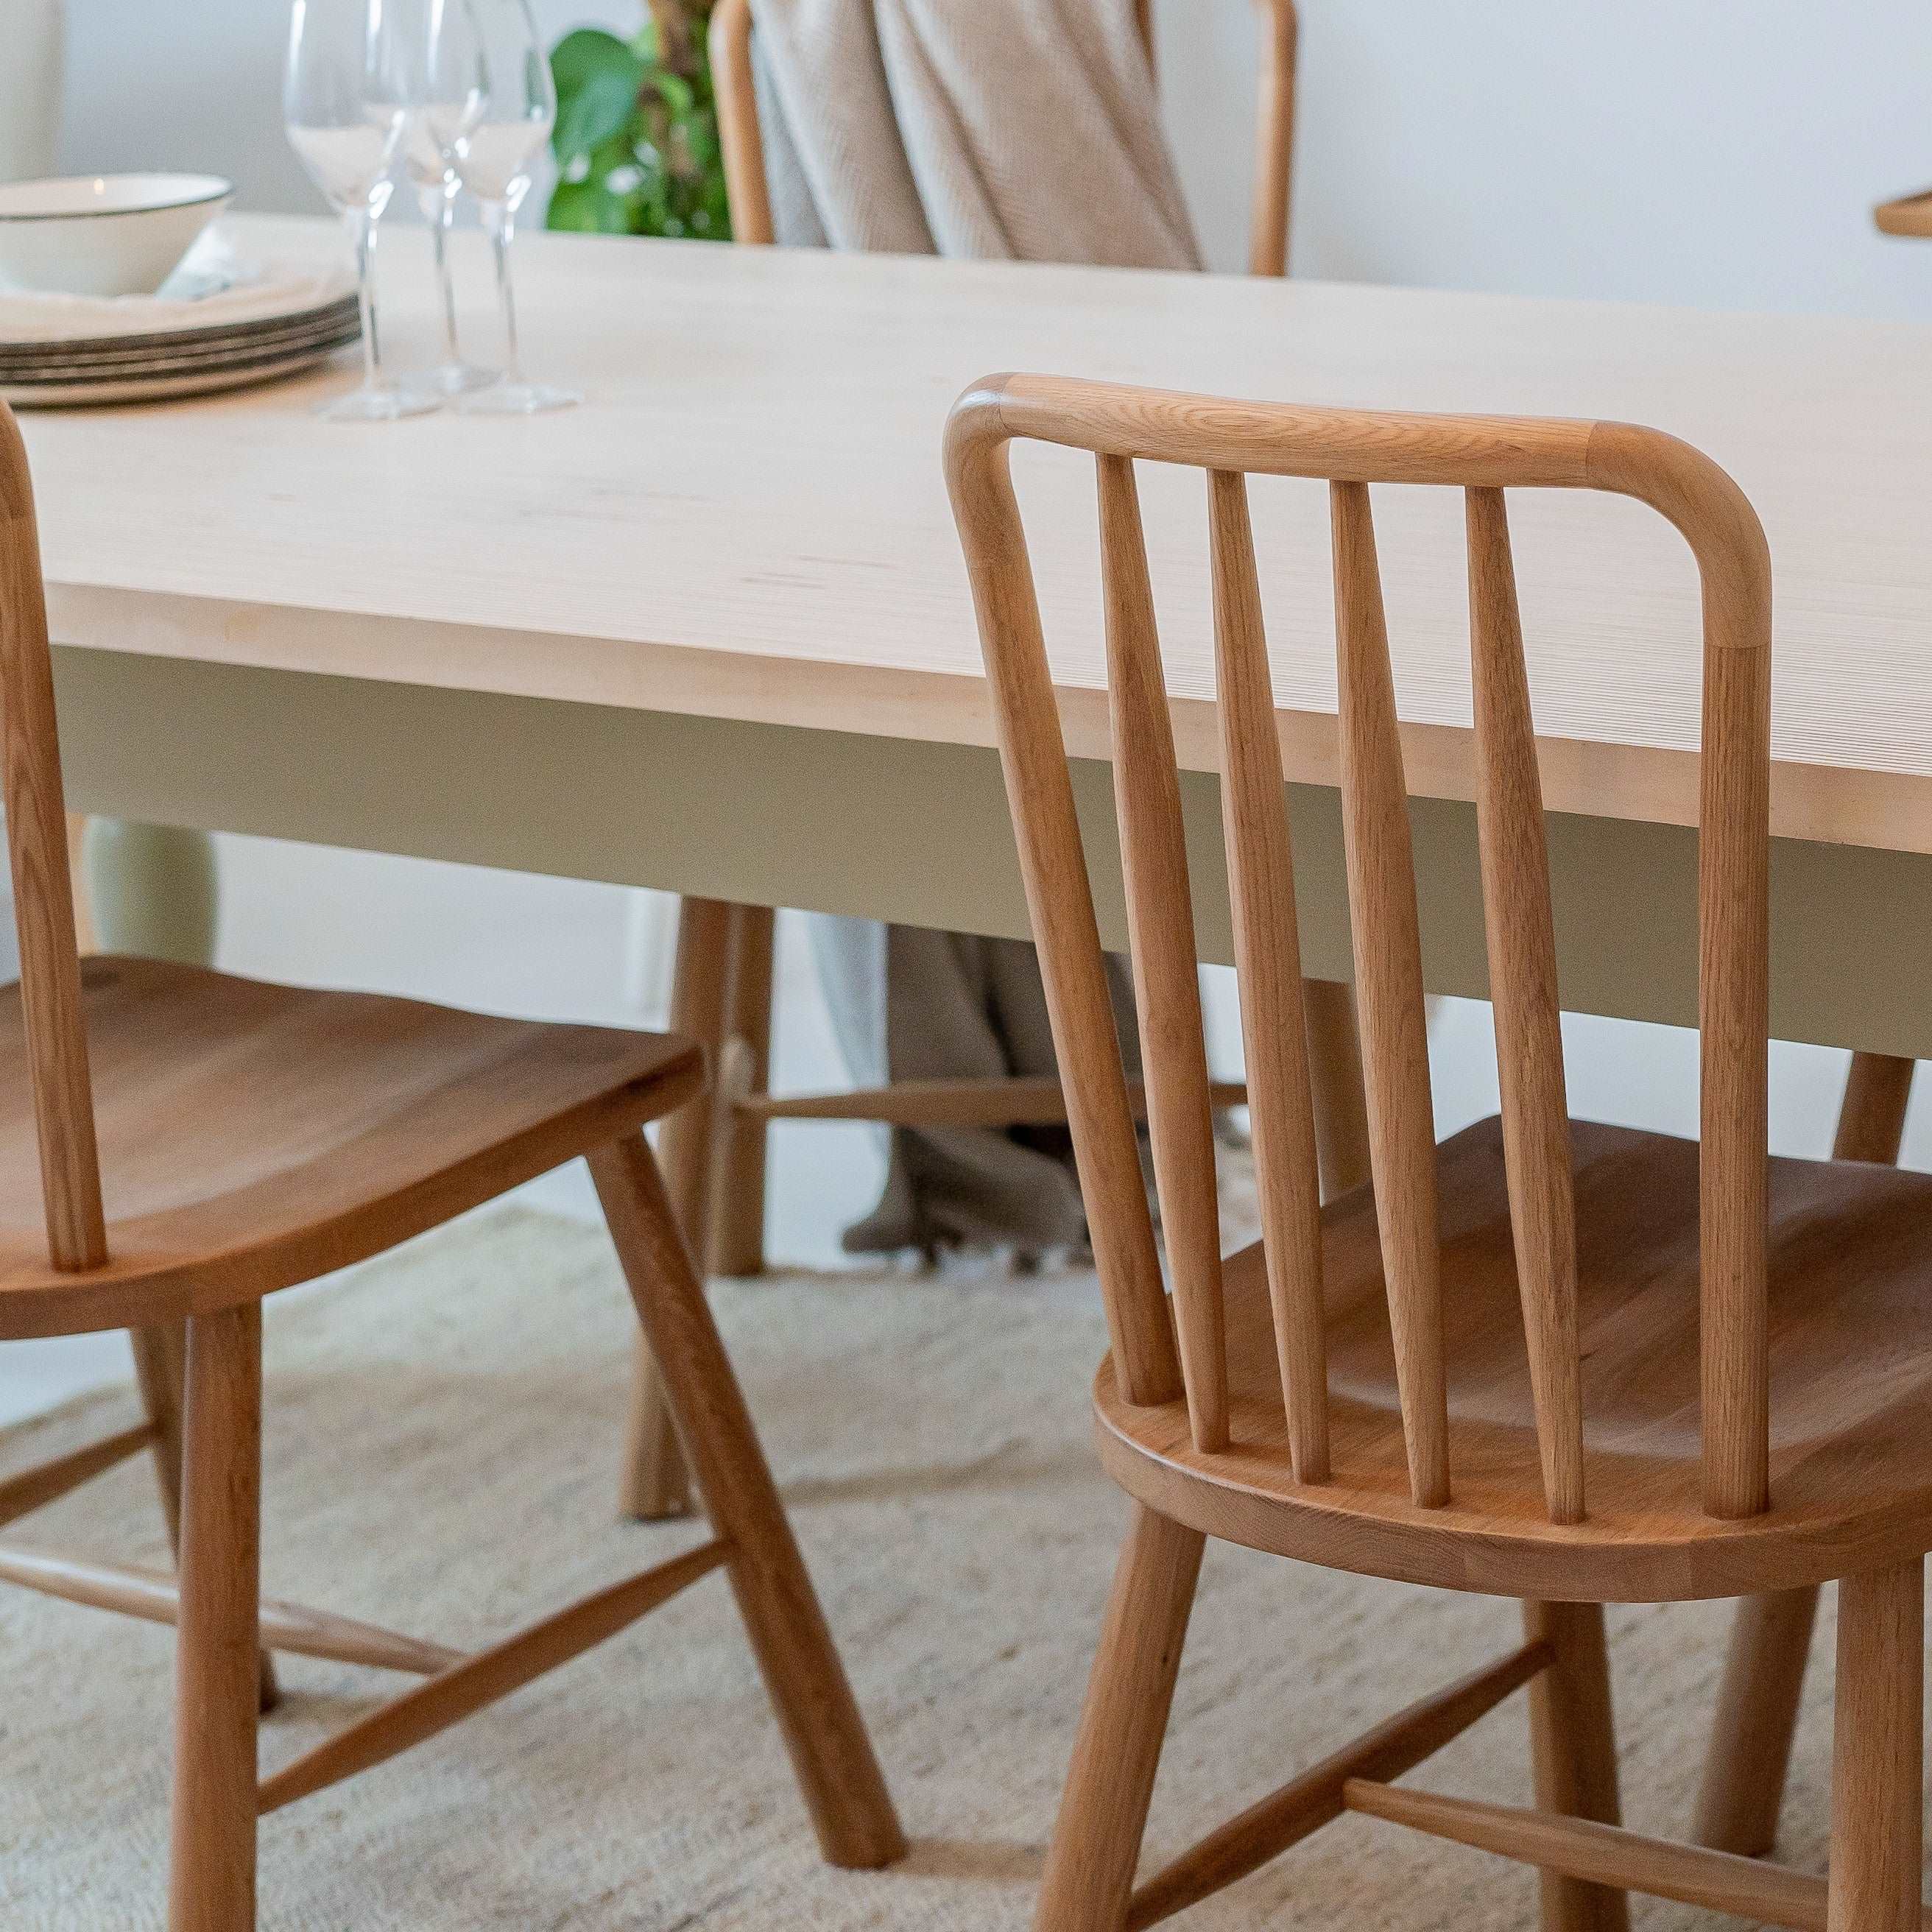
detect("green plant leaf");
top-left (550, 30), bottom-right (645, 162)
top-left (546, 177), bottom-right (638, 234)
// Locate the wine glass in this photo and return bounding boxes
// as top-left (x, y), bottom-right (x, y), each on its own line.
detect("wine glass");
top-left (426, 0), bottom-right (579, 415)
top-left (402, 112), bottom-right (496, 395)
top-left (284, 0), bottom-right (438, 420)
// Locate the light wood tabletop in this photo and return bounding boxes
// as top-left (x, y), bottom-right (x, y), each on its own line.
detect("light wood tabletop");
top-left (19, 215), bottom-right (1932, 1056)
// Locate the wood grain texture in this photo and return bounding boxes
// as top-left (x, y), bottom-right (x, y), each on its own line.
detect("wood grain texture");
top-left (167, 1305), bottom-right (261, 1932)
top-left (1302, 979), bottom-right (1372, 1199)
top-left (24, 219), bottom-right (1932, 859)
top-left (946, 413), bottom-right (1180, 1409)
top-left (738, 1074), bottom-right (1246, 1127)
top-left (1693, 1050), bottom-right (1919, 1856)
top-left (708, 0), bottom-right (772, 247)
top-left (0, 403), bottom-right (103, 1271)
top-left (1827, 1561), bottom-right (1924, 1932)
top-left (1093, 1116), bottom-right (1932, 1602)
top-left (1524, 1600), bottom-right (1628, 1932)
top-left (1099, 454), bottom-right (1227, 1450)
top-left (591, 1132), bottom-right (905, 1869)
top-left (1125, 1639), bottom-right (1551, 1928)
top-left (1330, 479), bottom-right (1448, 1508)
top-left (1209, 469), bottom-right (1326, 1479)
top-left (0, 957), bottom-right (702, 1340)
top-left (257, 1539), bottom-right (730, 1816)
top-left (0, 1419), bottom-right (153, 1529)
top-left (951, 381), bottom-right (1781, 1582)
top-left (619, 895), bottom-right (731, 1522)
top-left (1036, 1503), bottom-right (1204, 1932)
top-left (0, 1544), bottom-right (464, 1674)
top-left (1693, 1584), bottom-right (1822, 1855)
top-left (1247, 1), bottom-right (1299, 278)
top-left (1343, 1782), bottom-right (1866, 1932)
top-left (708, 900), bottom-right (776, 1277)
top-left (1467, 488), bottom-right (1583, 1524)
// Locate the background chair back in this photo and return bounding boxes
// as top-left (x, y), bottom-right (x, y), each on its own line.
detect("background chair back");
top-left (944, 374), bottom-right (1772, 1526)
top-left (0, 404), bottom-right (105, 1271)
top-left (711, 0), bottom-right (1299, 275)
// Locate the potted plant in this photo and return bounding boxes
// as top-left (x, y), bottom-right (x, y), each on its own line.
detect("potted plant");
top-left (546, 1), bottom-right (732, 240)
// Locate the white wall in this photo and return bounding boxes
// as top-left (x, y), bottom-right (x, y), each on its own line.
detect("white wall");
top-left (56, 1), bottom-right (1932, 324)
top-left (42, 1), bottom-right (1932, 1185)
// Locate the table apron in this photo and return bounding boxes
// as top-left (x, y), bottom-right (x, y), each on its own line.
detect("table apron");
top-left (52, 648), bottom-right (1932, 1060)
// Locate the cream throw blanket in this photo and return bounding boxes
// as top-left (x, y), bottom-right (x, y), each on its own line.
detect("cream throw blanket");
top-left (750, 0), bottom-right (1200, 1254)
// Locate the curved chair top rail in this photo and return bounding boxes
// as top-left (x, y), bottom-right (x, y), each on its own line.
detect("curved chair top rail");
top-left (944, 372), bottom-right (1771, 1526)
top-left (0, 402), bottom-right (106, 1273)
top-left (709, 0), bottom-right (1300, 278)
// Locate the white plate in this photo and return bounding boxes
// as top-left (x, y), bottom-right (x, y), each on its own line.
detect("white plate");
top-left (3, 341), bottom-right (352, 409)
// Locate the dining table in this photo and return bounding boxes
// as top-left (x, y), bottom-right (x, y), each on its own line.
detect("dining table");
top-left (21, 213), bottom-right (1931, 1076)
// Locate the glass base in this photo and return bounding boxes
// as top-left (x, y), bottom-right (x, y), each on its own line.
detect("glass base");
top-left (456, 379), bottom-right (580, 416)
top-left (421, 360), bottom-right (499, 397)
top-left (314, 383), bottom-right (440, 423)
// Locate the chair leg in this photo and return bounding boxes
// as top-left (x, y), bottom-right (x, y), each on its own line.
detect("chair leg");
top-left (167, 1305), bottom-right (263, 1932)
top-left (1302, 978), bottom-right (1372, 1200)
top-left (1693, 1585), bottom-right (1820, 1855)
top-left (590, 1130), bottom-right (904, 1869)
top-left (619, 895), bottom-right (734, 1522)
top-left (708, 901), bottom-right (777, 1278)
top-left (1695, 1051), bottom-right (1916, 1856)
top-left (1827, 1560), bottom-right (1923, 1932)
top-left (132, 1322), bottom-right (279, 1715)
top-left (1523, 1601), bottom-right (1629, 1932)
top-left (1036, 1504), bottom-right (1205, 1932)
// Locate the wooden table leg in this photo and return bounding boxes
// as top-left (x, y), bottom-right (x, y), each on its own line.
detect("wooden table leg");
top-left (708, 901), bottom-right (777, 1277)
top-left (1303, 978), bottom-right (1372, 1200)
top-left (618, 895), bottom-right (733, 1521)
top-left (1694, 1051), bottom-right (1917, 1856)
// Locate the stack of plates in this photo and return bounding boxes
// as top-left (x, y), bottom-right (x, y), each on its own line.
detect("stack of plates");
top-left (0, 239), bottom-right (360, 408)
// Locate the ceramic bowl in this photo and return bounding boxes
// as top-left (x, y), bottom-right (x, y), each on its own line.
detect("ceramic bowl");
top-left (0, 174), bottom-right (233, 299)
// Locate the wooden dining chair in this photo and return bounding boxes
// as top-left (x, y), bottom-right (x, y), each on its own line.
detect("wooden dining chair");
top-left (946, 370), bottom-right (1932, 1932)
top-left (614, 0), bottom-right (1341, 1527)
top-left (0, 404), bottom-right (901, 1928)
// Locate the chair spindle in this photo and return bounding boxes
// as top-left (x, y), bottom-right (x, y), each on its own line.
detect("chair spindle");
top-left (1207, 468), bottom-right (1327, 1481)
top-left (1465, 487), bottom-right (1584, 1524)
top-left (1098, 454), bottom-right (1227, 1451)
top-left (943, 412), bottom-right (1182, 1409)
top-left (1329, 479), bottom-right (1449, 1508)
top-left (0, 408), bottom-right (105, 1272)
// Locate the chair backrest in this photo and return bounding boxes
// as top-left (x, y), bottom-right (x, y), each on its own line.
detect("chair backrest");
top-left (944, 374), bottom-right (1772, 1526)
top-left (709, 0), bottom-right (1300, 278)
top-left (0, 403), bottom-right (106, 1274)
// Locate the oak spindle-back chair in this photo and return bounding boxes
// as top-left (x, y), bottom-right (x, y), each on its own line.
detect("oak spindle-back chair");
top-left (0, 404), bottom-right (901, 1928)
top-left (616, 0), bottom-right (1333, 1529)
top-left (945, 372), bottom-right (1932, 1932)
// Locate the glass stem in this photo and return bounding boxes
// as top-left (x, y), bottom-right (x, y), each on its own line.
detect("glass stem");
top-left (431, 186), bottom-right (461, 367)
top-left (486, 202), bottom-right (523, 385)
top-left (350, 202), bottom-right (383, 394)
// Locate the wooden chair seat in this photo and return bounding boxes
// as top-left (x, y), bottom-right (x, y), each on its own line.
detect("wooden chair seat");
top-left (1099, 1114), bottom-right (1932, 1604)
top-left (0, 956), bottom-right (701, 1340)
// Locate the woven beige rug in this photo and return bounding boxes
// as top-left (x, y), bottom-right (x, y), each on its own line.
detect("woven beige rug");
top-left (0, 1205), bottom-right (1844, 1928)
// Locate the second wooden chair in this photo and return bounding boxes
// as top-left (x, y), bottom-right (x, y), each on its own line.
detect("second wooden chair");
top-left (946, 370), bottom-right (1932, 1932)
